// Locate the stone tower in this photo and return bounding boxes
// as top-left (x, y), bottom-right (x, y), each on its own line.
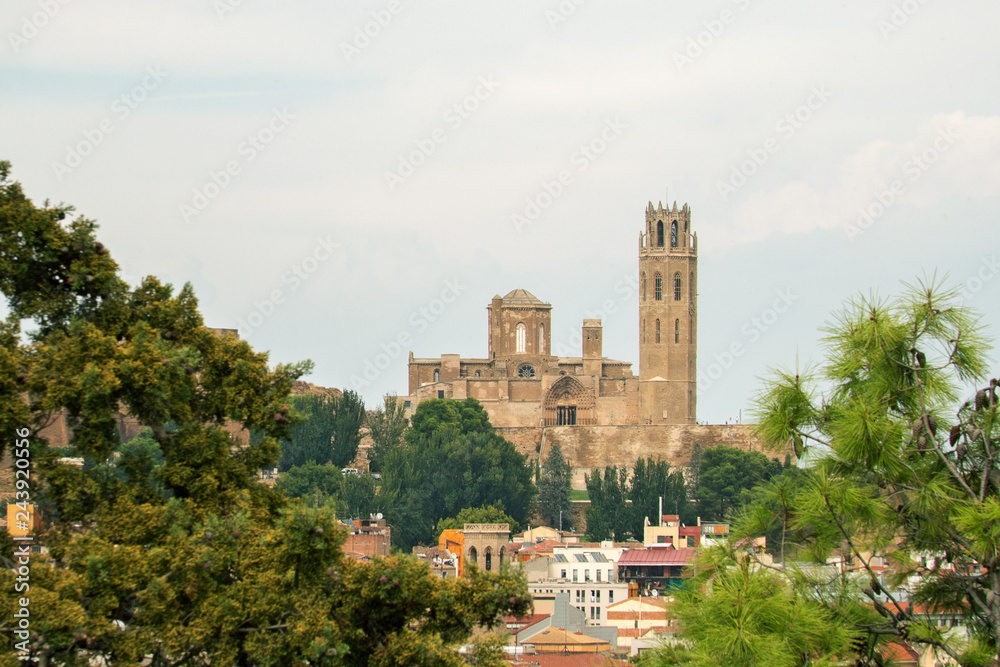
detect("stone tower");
top-left (487, 289), bottom-right (552, 361)
top-left (638, 201), bottom-right (697, 424)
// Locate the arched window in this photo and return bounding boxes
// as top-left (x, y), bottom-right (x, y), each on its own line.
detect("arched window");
top-left (433, 369), bottom-right (440, 382)
top-left (642, 319), bottom-right (646, 344)
top-left (654, 273), bottom-right (663, 301)
top-left (655, 319), bottom-right (661, 344)
top-left (690, 271), bottom-right (694, 303)
top-left (485, 547), bottom-right (493, 571)
top-left (675, 319), bottom-right (680, 343)
top-left (515, 322), bottom-right (526, 353)
top-left (518, 364), bottom-right (535, 378)
top-left (538, 323), bottom-right (545, 352)
top-left (674, 272), bottom-right (682, 301)
top-left (656, 220), bottom-right (664, 247)
top-left (671, 221), bottom-right (678, 247)
top-left (474, 370), bottom-right (481, 377)
top-left (468, 546), bottom-right (478, 565)
top-left (641, 272), bottom-right (647, 301)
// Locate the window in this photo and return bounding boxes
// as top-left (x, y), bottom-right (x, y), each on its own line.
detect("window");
top-left (484, 548), bottom-right (492, 571)
top-left (674, 272), bottom-right (682, 301)
top-left (642, 319), bottom-right (646, 344)
top-left (654, 273), bottom-right (663, 300)
top-left (518, 364), bottom-right (535, 378)
top-left (538, 323), bottom-right (545, 352)
top-left (585, 570), bottom-right (591, 582)
top-left (608, 569), bottom-right (613, 582)
top-left (561, 569), bottom-right (567, 579)
top-left (515, 322), bottom-right (526, 353)
top-left (675, 319), bottom-right (680, 343)
top-left (596, 569), bottom-right (601, 582)
top-left (404, 400), bottom-right (411, 408)
top-left (642, 273), bottom-right (647, 301)
top-left (656, 220), bottom-right (664, 247)
top-left (690, 271), bottom-right (694, 302)
top-left (474, 370), bottom-right (481, 377)
top-left (655, 319), bottom-right (660, 344)
top-left (437, 390), bottom-right (444, 399)
top-left (590, 590), bottom-right (595, 603)
top-left (671, 220), bottom-right (678, 247)
top-left (609, 590), bottom-right (614, 603)
top-left (596, 590), bottom-right (601, 603)
top-left (573, 570), bottom-right (578, 582)
top-left (433, 369), bottom-right (440, 382)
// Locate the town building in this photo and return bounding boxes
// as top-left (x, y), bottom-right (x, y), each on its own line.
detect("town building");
top-left (437, 523), bottom-right (511, 577)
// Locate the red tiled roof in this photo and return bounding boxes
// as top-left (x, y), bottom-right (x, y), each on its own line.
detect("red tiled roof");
top-left (511, 656), bottom-right (627, 667)
top-left (618, 547), bottom-right (697, 565)
top-left (519, 539), bottom-right (562, 555)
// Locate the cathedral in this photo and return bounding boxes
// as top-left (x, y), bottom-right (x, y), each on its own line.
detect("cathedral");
top-left (406, 200), bottom-right (699, 429)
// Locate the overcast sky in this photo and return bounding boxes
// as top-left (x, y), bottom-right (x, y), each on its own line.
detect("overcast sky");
top-left (3, 1), bottom-right (999, 424)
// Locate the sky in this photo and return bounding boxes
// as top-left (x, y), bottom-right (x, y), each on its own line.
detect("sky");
top-left (2, 1), bottom-right (999, 425)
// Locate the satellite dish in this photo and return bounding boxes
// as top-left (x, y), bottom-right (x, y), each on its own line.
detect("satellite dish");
top-left (376, 513), bottom-right (383, 520)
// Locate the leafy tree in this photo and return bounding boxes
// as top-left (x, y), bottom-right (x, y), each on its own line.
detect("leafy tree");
top-left (536, 443), bottom-right (572, 530)
top-left (278, 394), bottom-right (336, 471)
top-left (276, 461), bottom-right (343, 499)
top-left (746, 277), bottom-right (1000, 665)
top-left (367, 394), bottom-right (407, 472)
top-left (0, 162), bottom-right (531, 666)
top-left (584, 465), bottom-right (632, 541)
top-left (435, 503), bottom-right (518, 538)
top-left (629, 456), bottom-right (695, 537)
top-left (407, 397), bottom-right (491, 440)
top-left (330, 389), bottom-right (365, 468)
top-left (693, 445), bottom-right (782, 521)
top-left (686, 442), bottom-right (703, 495)
top-left (380, 399), bottom-right (535, 550)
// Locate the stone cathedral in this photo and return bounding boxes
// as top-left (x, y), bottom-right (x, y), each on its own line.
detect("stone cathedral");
top-left (405, 200), bottom-right (699, 429)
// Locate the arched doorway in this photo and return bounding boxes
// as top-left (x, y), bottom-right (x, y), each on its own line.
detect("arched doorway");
top-left (543, 376), bottom-right (596, 426)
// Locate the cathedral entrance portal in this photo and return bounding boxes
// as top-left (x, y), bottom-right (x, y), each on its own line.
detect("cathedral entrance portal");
top-left (544, 376), bottom-right (595, 426)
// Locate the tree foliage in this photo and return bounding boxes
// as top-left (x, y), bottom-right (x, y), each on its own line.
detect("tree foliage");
top-left (367, 394), bottom-right (407, 473)
top-left (644, 551), bottom-right (859, 667)
top-left (744, 277), bottom-right (1000, 665)
top-left (0, 162), bottom-right (530, 666)
top-left (536, 443), bottom-right (572, 530)
top-left (434, 504), bottom-right (518, 538)
top-left (692, 445), bottom-right (783, 521)
top-left (380, 399), bottom-right (535, 550)
top-left (278, 394), bottom-right (336, 471)
top-left (585, 458), bottom-right (694, 542)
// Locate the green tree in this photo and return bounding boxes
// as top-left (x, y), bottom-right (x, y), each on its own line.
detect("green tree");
top-left (408, 397), bottom-right (491, 440)
top-left (584, 465), bottom-right (631, 541)
top-left (629, 456), bottom-right (695, 537)
top-left (380, 399), bottom-right (535, 550)
top-left (536, 443), bottom-right (572, 530)
top-left (276, 461), bottom-right (343, 499)
top-left (367, 394), bottom-right (408, 472)
top-left (644, 552), bottom-right (858, 667)
top-left (747, 277), bottom-right (1000, 665)
top-left (330, 389), bottom-right (365, 468)
top-left (693, 445), bottom-right (782, 521)
top-left (0, 162), bottom-right (531, 666)
top-left (435, 503), bottom-right (518, 538)
top-left (278, 394), bottom-right (336, 471)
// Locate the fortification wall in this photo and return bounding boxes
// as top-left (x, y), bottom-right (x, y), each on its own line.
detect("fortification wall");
top-left (498, 423), bottom-right (786, 488)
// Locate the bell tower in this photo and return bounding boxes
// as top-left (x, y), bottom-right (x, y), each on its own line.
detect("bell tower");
top-left (638, 200), bottom-right (697, 424)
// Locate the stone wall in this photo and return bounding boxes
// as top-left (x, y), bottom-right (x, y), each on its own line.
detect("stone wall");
top-left (498, 423), bottom-right (789, 488)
